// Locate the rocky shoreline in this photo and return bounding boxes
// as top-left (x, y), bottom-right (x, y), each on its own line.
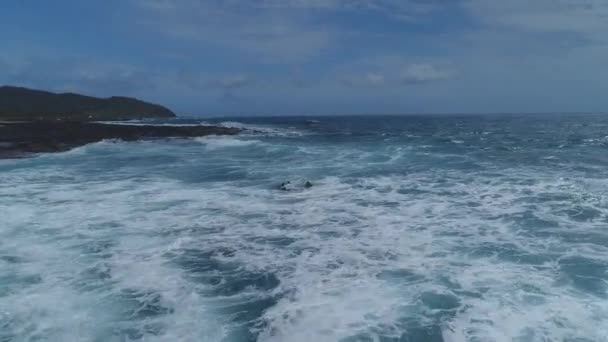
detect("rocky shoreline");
top-left (0, 121), bottom-right (241, 159)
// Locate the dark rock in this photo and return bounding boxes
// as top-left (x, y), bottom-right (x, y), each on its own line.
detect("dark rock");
top-left (279, 181), bottom-right (292, 191)
top-left (278, 180), bottom-right (313, 191)
top-left (0, 122), bottom-right (240, 158)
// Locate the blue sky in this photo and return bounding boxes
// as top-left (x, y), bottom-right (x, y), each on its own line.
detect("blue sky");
top-left (1, 0), bottom-right (608, 116)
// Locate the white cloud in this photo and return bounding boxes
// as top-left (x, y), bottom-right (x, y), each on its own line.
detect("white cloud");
top-left (134, 0), bottom-right (333, 62)
top-left (0, 51), bottom-right (259, 102)
top-left (212, 74), bottom-right (254, 89)
top-left (10, 0), bottom-right (608, 114)
top-left (0, 54), bottom-right (142, 91)
top-left (138, 0), bottom-right (177, 11)
top-left (465, 0), bottom-right (608, 37)
top-left (339, 61), bottom-right (453, 87)
top-left (132, 0), bottom-right (454, 63)
top-left (258, 0), bottom-right (443, 14)
top-left (459, 0), bottom-right (608, 80)
top-left (400, 63), bottom-right (452, 83)
top-left (343, 72), bottom-right (386, 87)
top-left (256, 0), bottom-right (449, 24)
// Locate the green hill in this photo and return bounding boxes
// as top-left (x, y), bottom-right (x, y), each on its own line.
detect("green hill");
top-left (0, 86), bottom-right (176, 121)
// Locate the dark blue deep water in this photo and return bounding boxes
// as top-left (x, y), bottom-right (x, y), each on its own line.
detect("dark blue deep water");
top-left (1, 114), bottom-right (608, 341)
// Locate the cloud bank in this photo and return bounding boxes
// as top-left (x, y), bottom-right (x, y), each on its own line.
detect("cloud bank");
top-left (1, 0), bottom-right (607, 114)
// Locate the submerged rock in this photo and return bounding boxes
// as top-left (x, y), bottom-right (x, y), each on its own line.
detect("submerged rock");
top-left (279, 181), bottom-right (293, 191)
top-left (278, 180), bottom-right (313, 191)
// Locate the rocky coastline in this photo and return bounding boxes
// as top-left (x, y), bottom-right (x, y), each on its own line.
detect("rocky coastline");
top-left (0, 86), bottom-right (241, 159)
top-left (0, 121), bottom-right (240, 159)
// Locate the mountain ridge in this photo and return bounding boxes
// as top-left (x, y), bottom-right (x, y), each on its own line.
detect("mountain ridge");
top-left (0, 86), bottom-right (176, 121)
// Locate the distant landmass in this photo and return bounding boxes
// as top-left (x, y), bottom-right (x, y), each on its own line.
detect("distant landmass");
top-left (0, 85), bottom-right (244, 158)
top-left (0, 86), bottom-right (176, 121)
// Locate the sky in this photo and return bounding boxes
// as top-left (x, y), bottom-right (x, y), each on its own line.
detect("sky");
top-left (1, 0), bottom-right (608, 116)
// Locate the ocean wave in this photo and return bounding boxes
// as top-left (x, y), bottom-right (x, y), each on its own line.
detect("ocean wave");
top-left (3, 115), bottom-right (608, 341)
top-left (36, 138), bottom-right (125, 157)
top-left (218, 121), bottom-right (308, 137)
top-left (194, 136), bottom-right (263, 150)
top-left (2, 165), bottom-right (608, 341)
top-left (97, 121), bottom-right (214, 127)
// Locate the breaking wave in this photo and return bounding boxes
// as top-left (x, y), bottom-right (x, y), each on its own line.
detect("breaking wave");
top-left (2, 114), bottom-right (608, 341)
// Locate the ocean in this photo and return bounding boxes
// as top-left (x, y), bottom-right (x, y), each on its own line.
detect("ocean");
top-left (1, 114), bottom-right (608, 341)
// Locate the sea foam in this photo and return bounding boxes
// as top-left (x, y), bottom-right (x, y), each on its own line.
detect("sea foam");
top-left (2, 115), bottom-right (608, 341)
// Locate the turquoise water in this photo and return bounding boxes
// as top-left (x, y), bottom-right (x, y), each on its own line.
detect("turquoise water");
top-left (1, 114), bottom-right (608, 341)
